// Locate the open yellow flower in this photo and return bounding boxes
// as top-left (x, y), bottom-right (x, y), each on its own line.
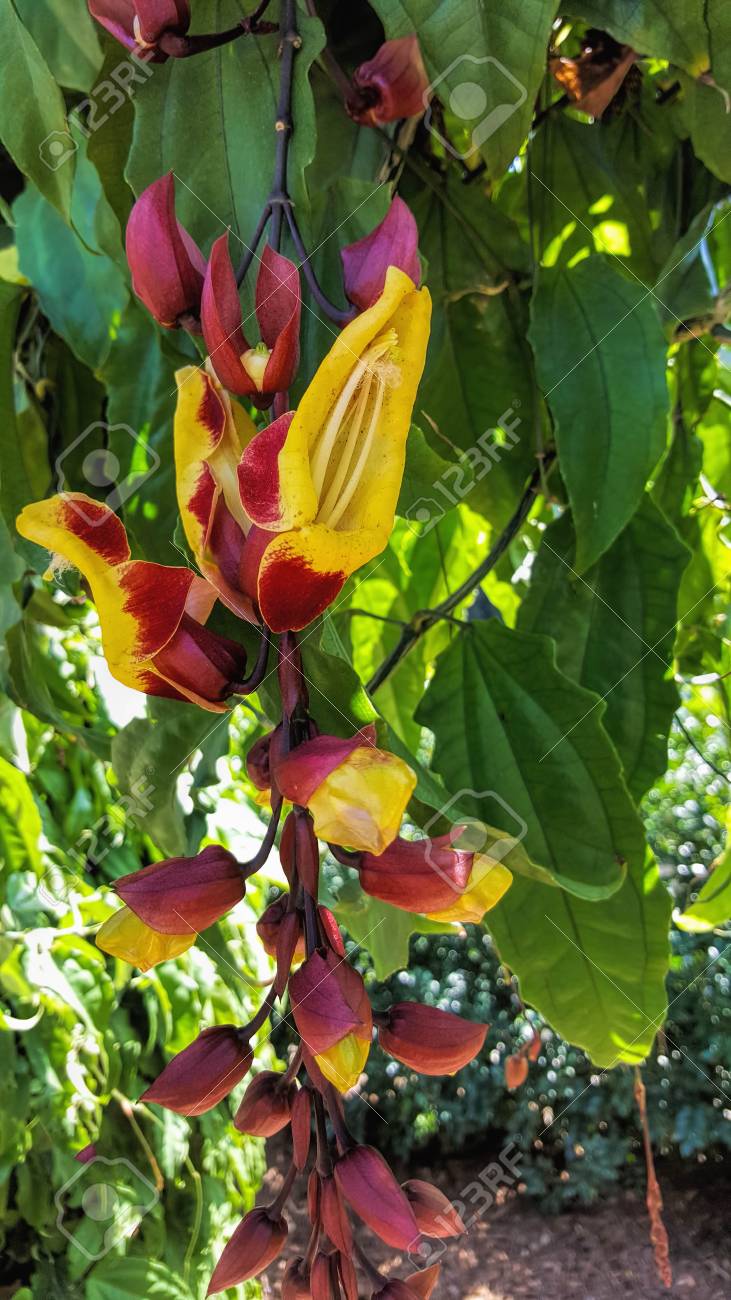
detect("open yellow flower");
top-left (174, 266), bottom-right (431, 632)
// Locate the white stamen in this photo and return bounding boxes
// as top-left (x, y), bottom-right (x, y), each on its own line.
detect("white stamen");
top-left (325, 374), bottom-right (386, 529)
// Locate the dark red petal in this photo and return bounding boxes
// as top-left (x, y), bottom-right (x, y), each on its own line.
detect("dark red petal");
top-left (141, 1025), bottom-right (252, 1116)
top-left (234, 1071), bottom-right (296, 1137)
top-left (126, 174), bottom-right (204, 326)
top-left (238, 411), bottom-right (294, 527)
top-left (402, 1179), bottom-right (465, 1237)
top-left (116, 845), bottom-right (244, 933)
top-left (378, 1003), bottom-right (487, 1076)
top-left (201, 234), bottom-right (253, 397)
top-left (272, 733), bottom-right (365, 806)
top-left (152, 611), bottom-right (248, 705)
top-left (291, 1087), bottom-right (312, 1169)
top-left (359, 832), bottom-right (472, 914)
top-left (208, 1207), bottom-right (287, 1293)
top-left (341, 197), bottom-right (420, 312)
top-left (290, 951), bottom-right (371, 1054)
top-left (334, 1146), bottom-right (420, 1251)
top-left (256, 245), bottom-right (301, 392)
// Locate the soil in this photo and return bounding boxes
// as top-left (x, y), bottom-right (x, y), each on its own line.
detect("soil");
top-left (261, 1147), bottom-right (731, 1300)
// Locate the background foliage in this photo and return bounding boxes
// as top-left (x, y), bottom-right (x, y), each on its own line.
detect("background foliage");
top-left (0, 0), bottom-right (729, 1296)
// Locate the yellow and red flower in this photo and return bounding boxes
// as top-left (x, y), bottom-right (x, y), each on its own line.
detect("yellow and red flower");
top-left (15, 495), bottom-right (247, 711)
top-left (175, 265), bottom-right (431, 633)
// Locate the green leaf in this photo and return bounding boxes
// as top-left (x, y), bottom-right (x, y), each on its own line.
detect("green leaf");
top-left (679, 75), bottom-right (731, 185)
top-left (14, 0), bottom-right (102, 92)
top-left (0, 755), bottom-right (43, 875)
top-left (519, 497), bottom-right (690, 800)
top-left (0, 1), bottom-right (75, 221)
top-left (371, 0), bottom-right (560, 177)
top-left (417, 624), bottom-right (670, 1065)
top-left (300, 615), bottom-right (377, 737)
top-left (0, 279), bottom-right (45, 566)
top-left (489, 851), bottom-right (671, 1066)
top-left (530, 255), bottom-right (669, 572)
top-left (417, 623), bottom-right (635, 899)
top-left (333, 888), bottom-right (450, 979)
top-left (563, 0), bottom-right (709, 75)
top-left (676, 812), bottom-right (731, 932)
top-left (126, 1), bottom-right (324, 246)
top-left (86, 1258), bottom-right (190, 1300)
top-left (14, 186), bottom-right (128, 370)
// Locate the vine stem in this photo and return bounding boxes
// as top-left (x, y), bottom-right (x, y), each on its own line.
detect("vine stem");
top-left (367, 454), bottom-right (555, 693)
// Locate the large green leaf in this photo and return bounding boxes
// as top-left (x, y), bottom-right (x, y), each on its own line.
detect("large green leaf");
top-left (86, 1257), bottom-right (191, 1300)
top-left (418, 623), bottom-right (670, 1065)
top-left (0, 1), bottom-right (75, 221)
top-left (563, 0), bottom-right (708, 74)
top-left (417, 622), bottom-right (633, 898)
top-left (14, 186), bottom-right (128, 370)
top-left (126, 0), bottom-right (324, 247)
top-left (14, 0), bottom-right (102, 92)
top-left (529, 255), bottom-right (669, 572)
top-left (371, 0), bottom-right (559, 177)
top-left (519, 497), bottom-right (690, 800)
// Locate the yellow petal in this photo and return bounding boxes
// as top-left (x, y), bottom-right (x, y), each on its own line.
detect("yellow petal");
top-left (96, 907), bottom-right (195, 971)
top-left (426, 856), bottom-right (513, 923)
top-left (315, 1030), bottom-right (370, 1093)
top-left (308, 746), bottom-right (417, 855)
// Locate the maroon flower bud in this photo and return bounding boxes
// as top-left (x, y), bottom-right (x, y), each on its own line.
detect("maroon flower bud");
top-left (283, 1257), bottom-right (311, 1299)
top-left (359, 829), bottom-right (472, 915)
top-left (336, 1252), bottom-right (359, 1300)
top-left (378, 1003), bottom-right (487, 1076)
top-left (341, 198), bottom-right (420, 313)
top-left (320, 1173), bottom-right (353, 1253)
top-left (208, 1206), bottom-right (288, 1293)
top-left (247, 730), bottom-right (275, 790)
top-left (334, 1145), bottom-right (420, 1251)
top-left (402, 1180), bottom-right (465, 1238)
top-left (291, 1086), bottom-right (312, 1169)
top-left (319, 905), bottom-right (345, 958)
top-left (290, 950), bottom-right (372, 1093)
top-left (202, 237), bottom-right (301, 409)
top-left (125, 174), bottom-right (206, 329)
top-left (75, 1143), bottom-right (97, 1164)
top-left (373, 1284), bottom-right (421, 1300)
top-left (234, 1070), bottom-right (296, 1137)
top-left (372, 1286), bottom-right (411, 1300)
top-left (257, 896), bottom-right (305, 960)
top-left (349, 35), bottom-right (429, 126)
top-left (152, 612), bottom-right (249, 706)
top-left (142, 1025), bottom-right (252, 1116)
top-left (310, 1251), bottom-right (337, 1300)
top-left (89, 1), bottom-right (190, 59)
top-left (115, 845), bottom-right (244, 934)
top-left (404, 1265), bottom-right (441, 1299)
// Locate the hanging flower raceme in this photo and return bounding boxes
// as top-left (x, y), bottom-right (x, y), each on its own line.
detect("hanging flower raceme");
top-left (348, 34), bottom-right (430, 125)
top-left (289, 949), bottom-right (373, 1092)
top-left (358, 827), bottom-right (513, 921)
top-left (88, 0), bottom-right (190, 59)
top-left (376, 1001), bottom-right (488, 1075)
top-left (15, 496), bottom-right (248, 711)
top-left (126, 173), bottom-right (206, 331)
top-left (341, 197), bottom-right (420, 312)
top-left (272, 727), bottom-right (417, 856)
top-left (202, 237), bottom-right (301, 408)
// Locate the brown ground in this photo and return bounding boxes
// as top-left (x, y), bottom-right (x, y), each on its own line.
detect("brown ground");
top-left (261, 1147), bottom-right (731, 1299)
